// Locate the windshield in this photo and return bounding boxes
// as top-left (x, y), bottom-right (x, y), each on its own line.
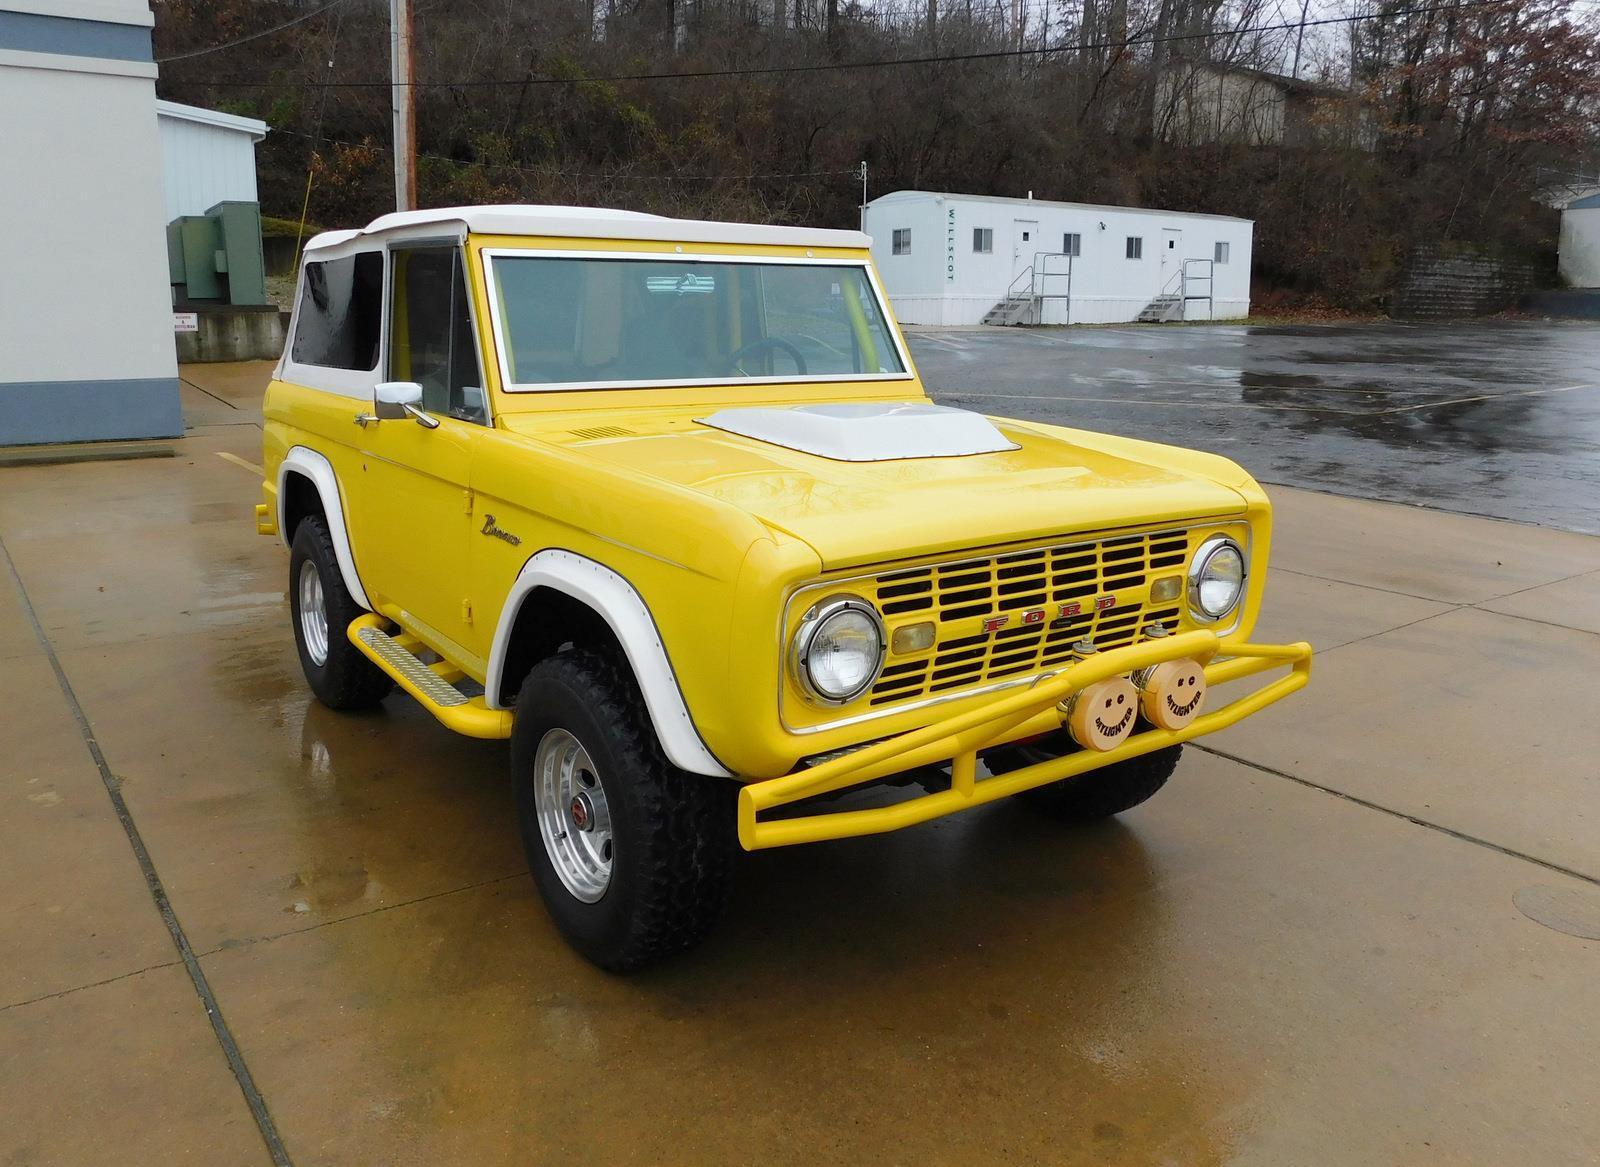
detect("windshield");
top-left (488, 255), bottom-right (907, 390)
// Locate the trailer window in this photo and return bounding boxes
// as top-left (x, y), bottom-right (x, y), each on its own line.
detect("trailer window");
top-left (1125, 237), bottom-right (1143, 260)
top-left (972, 228), bottom-right (993, 254)
top-left (892, 229), bottom-right (911, 255)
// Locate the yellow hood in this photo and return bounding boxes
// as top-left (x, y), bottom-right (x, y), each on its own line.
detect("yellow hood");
top-left (501, 406), bottom-right (1249, 569)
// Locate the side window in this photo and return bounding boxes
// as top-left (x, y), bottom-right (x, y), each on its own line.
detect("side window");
top-left (1125, 236), bottom-right (1144, 260)
top-left (892, 228), bottom-right (911, 255)
top-left (1214, 241), bottom-right (1231, 264)
top-left (1063, 233), bottom-right (1081, 257)
top-left (388, 247), bottom-right (487, 425)
top-left (291, 253), bottom-right (383, 370)
top-left (972, 227), bottom-right (993, 254)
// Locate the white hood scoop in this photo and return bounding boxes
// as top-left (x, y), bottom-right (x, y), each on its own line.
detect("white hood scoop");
top-left (696, 402), bottom-right (1019, 462)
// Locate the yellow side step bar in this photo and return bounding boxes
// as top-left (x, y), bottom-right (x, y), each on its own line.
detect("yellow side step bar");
top-left (347, 614), bottom-right (513, 740)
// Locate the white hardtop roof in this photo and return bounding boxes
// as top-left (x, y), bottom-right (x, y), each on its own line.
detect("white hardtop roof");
top-left (155, 100), bottom-right (268, 140)
top-left (868, 189), bottom-right (1252, 224)
top-left (302, 204), bottom-right (870, 254)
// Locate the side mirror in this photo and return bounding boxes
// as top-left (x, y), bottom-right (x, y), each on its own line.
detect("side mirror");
top-left (374, 381), bottom-right (438, 429)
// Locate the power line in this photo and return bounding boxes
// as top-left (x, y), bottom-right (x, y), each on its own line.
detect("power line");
top-left (168, 0), bottom-right (1521, 88)
top-left (271, 127), bottom-right (859, 183)
top-left (155, 0), bottom-right (354, 63)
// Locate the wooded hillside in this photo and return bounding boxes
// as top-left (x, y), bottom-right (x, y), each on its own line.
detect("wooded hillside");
top-left (154, 0), bottom-right (1600, 308)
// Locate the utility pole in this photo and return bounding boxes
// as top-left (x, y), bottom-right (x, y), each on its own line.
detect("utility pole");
top-left (389, 0), bottom-right (416, 212)
top-left (858, 161), bottom-right (868, 230)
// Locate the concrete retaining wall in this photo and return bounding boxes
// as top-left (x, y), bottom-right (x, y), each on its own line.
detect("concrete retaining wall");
top-left (1391, 244), bottom-right (1539, 319)
top-left (175, 306), bottom-right (284, 362)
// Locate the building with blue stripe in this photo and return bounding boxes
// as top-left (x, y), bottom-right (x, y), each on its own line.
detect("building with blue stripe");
top-left (0, 1), bottom-right (182, 445)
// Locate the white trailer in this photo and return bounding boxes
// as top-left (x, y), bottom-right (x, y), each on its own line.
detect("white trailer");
top-left (864, 190), bottom-right (1253, 326)
top-left (1558, 193), bottom-right (1600, 289)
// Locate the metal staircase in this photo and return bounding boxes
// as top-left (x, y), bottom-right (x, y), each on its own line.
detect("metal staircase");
top-left (1136, 259), bottom-right (1215, 324)
top-left (982, 252), bottom-right (1073, 326)
top-left (981, 295), bottom-right (1037, 326)
top-left (1136, 294), bottom-right (1183, 322)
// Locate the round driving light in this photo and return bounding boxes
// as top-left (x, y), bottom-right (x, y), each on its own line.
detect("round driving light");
top-left (793, 598), bottom-right (885, 703)
top-left (1188, 536), bottom-right (1246, 622)
top-left (1133, 658), bottom-right (1207, 730)
top-left (1064, 676), bottom-right (1140, 752)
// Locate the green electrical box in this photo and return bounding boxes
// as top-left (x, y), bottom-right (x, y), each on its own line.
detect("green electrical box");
top-left (210, 201), bottom-right (268, 306)
top-left (167, 201), bottom-right (268, 306)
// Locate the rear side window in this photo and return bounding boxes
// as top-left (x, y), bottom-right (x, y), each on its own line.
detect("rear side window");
top-left (292, 253), bottom-right (383, 370)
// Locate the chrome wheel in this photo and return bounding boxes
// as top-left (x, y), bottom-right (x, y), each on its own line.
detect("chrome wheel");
top-left (297, 558), bottom-right (329, 667)
top-left (534, 728), bottom-right (613, 903)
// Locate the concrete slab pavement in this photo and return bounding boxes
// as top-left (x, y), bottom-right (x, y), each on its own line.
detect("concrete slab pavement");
top-left (1, 361), bottom-right (1598, 1164)
top-left (0, 653), bottom-right (176, 1006)
top-left (0, 965), bottom-right (268, 1165)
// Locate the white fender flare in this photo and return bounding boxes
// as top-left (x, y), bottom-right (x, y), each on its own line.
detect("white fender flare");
top-left (485, 549), bottom-right (733, 778)
top-left (277, 446), bottom-right (372, 611)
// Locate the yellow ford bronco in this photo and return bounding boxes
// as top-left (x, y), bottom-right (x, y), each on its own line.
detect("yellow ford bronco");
top-left (258, 205), bottom-right (1310, 970)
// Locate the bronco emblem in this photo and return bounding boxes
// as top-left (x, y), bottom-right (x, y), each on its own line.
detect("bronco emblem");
top-left (480, 514), bottom-right (522, 546)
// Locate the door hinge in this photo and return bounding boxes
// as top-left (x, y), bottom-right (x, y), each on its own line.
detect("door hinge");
top-left (461, 599), bottom-right (473, 624)
top-left (463, 488), bottom-right (475, 514)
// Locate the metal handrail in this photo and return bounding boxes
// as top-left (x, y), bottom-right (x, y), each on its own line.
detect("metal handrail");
top-left (1181, 258), bottom-right (1215, 319)
top-left (1003, 263), bottom-right (1036, 304)
top-left (997, 252), bottom-right (1074, 324)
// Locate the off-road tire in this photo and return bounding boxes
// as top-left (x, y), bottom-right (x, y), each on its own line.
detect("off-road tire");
top-left (288, 516), bottom-right (393, 710)
top-left (987, 735), bottom-right (1182, 821)
top-left (511, 649), bottom-right (734, 973)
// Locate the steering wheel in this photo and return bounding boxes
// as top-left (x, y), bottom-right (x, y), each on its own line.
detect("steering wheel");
top-left (722, 337), bottom-right (807, 377)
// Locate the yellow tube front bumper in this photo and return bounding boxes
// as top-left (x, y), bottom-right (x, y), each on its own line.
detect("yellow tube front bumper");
top-left (738, 629), bottom-right (1312, 850)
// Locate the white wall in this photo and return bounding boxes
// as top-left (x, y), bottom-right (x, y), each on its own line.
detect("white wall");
top-left (866, 194), bottom-right (948, 316)
top-left (0, 0), bottom-right (182, 444)
top-left (1559, 208), bottom-right (1600, 288)
top-left (866, 192), bottom-right (1253, 326)
top-left (158, 108), bottom-right (262, 222)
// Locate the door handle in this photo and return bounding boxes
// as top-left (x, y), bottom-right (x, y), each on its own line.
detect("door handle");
top-left (354, 412), bottom-right (378, 427)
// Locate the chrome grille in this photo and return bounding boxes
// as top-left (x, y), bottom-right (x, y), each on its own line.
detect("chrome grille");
top-left (863, 528), bottom-right (1191, 707)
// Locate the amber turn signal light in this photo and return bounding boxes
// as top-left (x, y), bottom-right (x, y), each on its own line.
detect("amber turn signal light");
top-left (1150, 575), bottom-right (1183, 603)
top-left (891, 621), bottom-right (936, 655)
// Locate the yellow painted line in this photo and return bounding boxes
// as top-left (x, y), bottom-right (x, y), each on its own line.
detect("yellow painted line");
top-left (216, 451), bottom-right (264, 476)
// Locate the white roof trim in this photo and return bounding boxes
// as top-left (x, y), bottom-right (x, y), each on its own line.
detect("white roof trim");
top-left (302, 203), bottom-right (870, 253)
top-left (867, 189), bottom-right (1252, 224)
top-left (156, 100), bottom-right (269, 140)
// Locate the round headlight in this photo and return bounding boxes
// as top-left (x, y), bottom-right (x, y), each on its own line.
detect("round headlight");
top-left (793, 597), bottom-right (885, 704)
top-left (1188, 536), bottom-right (1246, 622)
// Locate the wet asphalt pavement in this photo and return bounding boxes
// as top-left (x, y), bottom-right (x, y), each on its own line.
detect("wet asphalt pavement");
top-left (909, 320), bottom-right (1600, 534)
